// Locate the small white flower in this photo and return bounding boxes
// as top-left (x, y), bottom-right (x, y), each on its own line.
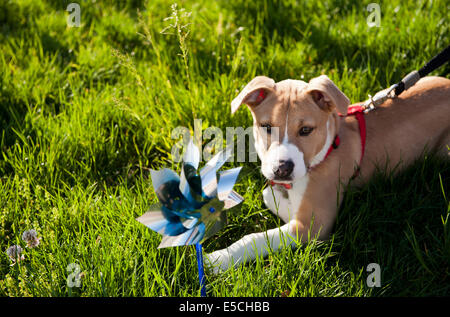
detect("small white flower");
top-left (22, 229), bottom-right (40, 248)
top-left (6, 245), bottom-right (24, 264)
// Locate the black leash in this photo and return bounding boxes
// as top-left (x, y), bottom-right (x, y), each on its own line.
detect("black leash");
top-left (363, 44), bottom-right (450, 113)
top-left (394, 44), bottom-right (450, 96)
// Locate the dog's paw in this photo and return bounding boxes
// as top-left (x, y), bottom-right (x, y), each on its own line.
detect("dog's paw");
top-left (204, 249), bottom-right (231, 274)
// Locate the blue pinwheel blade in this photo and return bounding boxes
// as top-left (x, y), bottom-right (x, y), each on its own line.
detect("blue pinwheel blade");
top-left (150, 168), bottom-right (179, 194)
top-left (179, 166), bottom-right (190, 201)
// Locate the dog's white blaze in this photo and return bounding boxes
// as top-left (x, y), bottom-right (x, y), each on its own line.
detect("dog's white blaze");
top-left (309, 118), bottom-right (333, 167)
top-left (282, 112), bottom-right (289, 144)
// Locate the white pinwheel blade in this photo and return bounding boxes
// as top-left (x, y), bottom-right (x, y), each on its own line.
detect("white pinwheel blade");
top-left (217, 167), bottom-right (242, 201)
top-left (183, 138), bottom-right (200, 170)
top-left (200, 145), bottom-right (233, 197)
top-left (157, 223), bottom-right (204, 248)
top-left (181, 217), bottom-right (198, 230)
top-left (179, 139), bottom-right (200, 201)
top-left (136, 210), bottom-right (170, 235)
top-left (224, 190), bottom-right (244, 209)
top-left (200, 166), bottom-right (217, 198)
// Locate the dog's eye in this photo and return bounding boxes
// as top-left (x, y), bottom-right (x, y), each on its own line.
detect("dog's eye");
top-left (261, 123), bottom-right (272, 134)
top-left (299, 126), bottom-right (314, 136)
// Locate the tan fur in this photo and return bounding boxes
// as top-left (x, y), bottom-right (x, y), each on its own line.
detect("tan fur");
top-left (234, 75), bottom-right (450, 241)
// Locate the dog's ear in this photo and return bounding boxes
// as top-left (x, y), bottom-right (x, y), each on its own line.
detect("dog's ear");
top-left (231, 76), bottom-right (275, 114)
top-left (306, 75), bottom-right (350, 115)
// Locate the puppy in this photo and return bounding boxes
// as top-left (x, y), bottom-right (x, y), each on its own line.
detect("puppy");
top-left (206, 75), bottom-right (450, 272)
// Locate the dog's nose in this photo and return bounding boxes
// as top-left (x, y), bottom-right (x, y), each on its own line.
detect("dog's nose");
top-left (274, 160), bottom-right (294, 179)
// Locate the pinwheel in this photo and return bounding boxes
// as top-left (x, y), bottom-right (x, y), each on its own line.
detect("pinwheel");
top-left (136, 139), bottom-right (243, 296)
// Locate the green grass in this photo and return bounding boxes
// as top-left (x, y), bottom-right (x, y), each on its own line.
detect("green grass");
top-left (0, 0), bottom-right (449, 297)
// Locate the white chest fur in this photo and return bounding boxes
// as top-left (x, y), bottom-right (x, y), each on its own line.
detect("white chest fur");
top-left (262, 176), bottom-right (309, 223)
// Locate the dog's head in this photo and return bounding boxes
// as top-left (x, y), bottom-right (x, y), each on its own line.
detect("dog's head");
top-left (231, 75), bottom-right (350, 185)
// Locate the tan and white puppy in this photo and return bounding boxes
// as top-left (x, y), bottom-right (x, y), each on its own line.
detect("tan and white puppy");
top-left (206, 75), bottom-right (450, 272)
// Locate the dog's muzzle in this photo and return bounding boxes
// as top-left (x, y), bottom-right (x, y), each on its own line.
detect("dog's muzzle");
top-left (273, 160), bottom-right (294, 179)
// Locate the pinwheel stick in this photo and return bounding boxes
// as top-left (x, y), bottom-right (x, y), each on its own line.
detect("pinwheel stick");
top-left (195, 243), bottom-right (206, 296)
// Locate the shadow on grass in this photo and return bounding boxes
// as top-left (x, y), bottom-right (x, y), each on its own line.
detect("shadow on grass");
top-left (333, 153), bottom-right (450, 296)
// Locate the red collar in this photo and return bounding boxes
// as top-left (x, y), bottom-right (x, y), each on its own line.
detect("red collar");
top-left (269, 180), bottom-right (292, 189)
top-left (322, 105), bottom-right (366, 177)
top-left (319, 105), bottom-right (367, 178)
top-left (324, 134), bottom-right (341, 160)
top-left (345, 105), bottom-right (366, 177)
top-left (270, 105), bottom-right (366, 189)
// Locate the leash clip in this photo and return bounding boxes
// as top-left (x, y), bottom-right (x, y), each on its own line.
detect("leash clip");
top-left (362, 84), bottom-right (398, 113)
